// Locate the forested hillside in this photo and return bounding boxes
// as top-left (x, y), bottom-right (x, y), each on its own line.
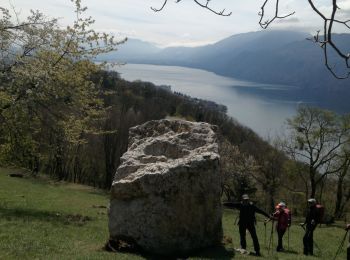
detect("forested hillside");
top-left (0, 67), bottom-right (265, 187)
top-left (2, 0), bottom-right (350, 222)
top-left (3, 66), bottom-right (349, 218)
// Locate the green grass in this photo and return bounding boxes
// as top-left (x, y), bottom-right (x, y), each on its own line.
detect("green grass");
top-left (0, 167), bottom-right (348, 259)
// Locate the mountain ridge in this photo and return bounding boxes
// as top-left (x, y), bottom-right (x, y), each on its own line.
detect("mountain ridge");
top-left (98, 30), bottom-right (350, 94)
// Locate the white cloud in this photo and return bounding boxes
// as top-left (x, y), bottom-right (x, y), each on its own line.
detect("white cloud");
top-left (338, 0), bottom-right (350, 10)
top-left (275, 17), bottom-right (300, 24)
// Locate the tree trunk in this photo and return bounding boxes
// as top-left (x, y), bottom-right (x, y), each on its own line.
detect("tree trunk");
top-left (104, 131), bottom-right (118, 189)
top-left (268, 188), bottom-right (276, 213)
top-left (310, 168), bottom-right (316, 198)
top-left (334, 175), bottom-right (344, 218)
top-left (334, 158), bottom-right (350, 219)
top-left (319, 176), bottom-right (327, 204)
top-left (310, 179), bottom-right (316, 198)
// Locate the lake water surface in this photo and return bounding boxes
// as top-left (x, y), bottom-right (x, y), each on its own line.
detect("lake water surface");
top-left (115, 64), bottom-right (302, 138)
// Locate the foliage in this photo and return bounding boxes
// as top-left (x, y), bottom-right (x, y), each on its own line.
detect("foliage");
top-left (0, 1), bottom-right (123, 175)
top-left (219, 138), bottom-right (258, 201)
top-left (253, 141), bottom-right (286, 212)
top-left (283, 105), bottom-right (350, 199)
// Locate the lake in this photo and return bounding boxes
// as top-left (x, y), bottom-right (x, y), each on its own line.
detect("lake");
top-left (114, 63), bottom-right (304, 138)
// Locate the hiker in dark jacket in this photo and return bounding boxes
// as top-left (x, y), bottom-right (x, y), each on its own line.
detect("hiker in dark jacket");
top-left (223, 194), bottom-right (271, 256)
top-left (300, 198), bottom-right (318, 256)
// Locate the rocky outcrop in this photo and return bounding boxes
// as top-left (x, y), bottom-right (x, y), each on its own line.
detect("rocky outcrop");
top-left (108, 119), bottom-right (222, 255)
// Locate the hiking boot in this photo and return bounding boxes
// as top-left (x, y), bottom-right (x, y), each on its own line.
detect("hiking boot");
top-left (254, 252), bottom-right (261, 257)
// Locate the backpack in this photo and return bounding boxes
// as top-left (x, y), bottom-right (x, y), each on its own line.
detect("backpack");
top-left (315, 204), bottom-right (325, 224)
top-left (284, 208), bottom-right (292, 224)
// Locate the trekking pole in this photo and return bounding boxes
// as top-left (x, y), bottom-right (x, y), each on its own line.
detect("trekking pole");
top-left (312, 234), bottom-right (322, 255)
top-left (268, 220), bottom-right (274, 254)
top-left (300, 225), bottom-right (322, 256)
top-left (333, 229), bottom-right (348, 260)
top-left (264, 222), bottom-right (267, 249)
top-left (288, 226), bottom-right (290, 250)
top-left (234, 215), bottom-right (239, 225)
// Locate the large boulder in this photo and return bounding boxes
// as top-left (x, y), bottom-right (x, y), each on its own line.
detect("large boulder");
top-left (108, 119), bottom-right (222, 255)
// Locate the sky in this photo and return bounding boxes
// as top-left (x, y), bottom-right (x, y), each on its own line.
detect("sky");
top-left (1, 0), bottom-right (350, 47)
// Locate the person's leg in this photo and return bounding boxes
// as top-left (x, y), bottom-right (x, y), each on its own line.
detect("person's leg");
top-left (239, 224), bottom-right (247, 250)
top-left (277, 229), bottom-right (286, 251)
top-left (303, 230), bottom-right (308, 255)
top-left (248, 224), bottom-right (260, 255)
top-left (309, 229), bottom-right (314, 255)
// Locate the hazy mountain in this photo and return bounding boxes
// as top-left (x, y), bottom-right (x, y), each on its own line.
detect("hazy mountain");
top-left (206, 32), bottom-right (350, 90)
top-left (97, 38), bottom-right (161, 62)
top-left (100, 30), bottom-right (350, 96)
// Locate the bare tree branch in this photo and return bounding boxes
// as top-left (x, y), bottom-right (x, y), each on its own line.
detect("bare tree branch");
top-left (261, 0), bottom-right (350, 79)
top-left (258, 0), bottom-right (295, 29)
top-left (151, 0), bottom-right (232, 16)
top-left (284, 106), bottom-right (350, 197)
top-left (150, 0), bottom-right (168, 12)
top-left (192, 0), bottom-right (232, 16)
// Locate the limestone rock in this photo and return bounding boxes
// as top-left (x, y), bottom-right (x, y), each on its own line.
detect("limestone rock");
top-left (108, 119), bottom-right (222, 255)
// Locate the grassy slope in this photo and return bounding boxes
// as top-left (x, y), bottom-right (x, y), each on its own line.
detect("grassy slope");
top-left (0, 168), bottom-right (347, 259)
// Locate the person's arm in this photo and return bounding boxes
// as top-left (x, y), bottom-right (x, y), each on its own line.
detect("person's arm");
top-left (272, 210), bottom-right (279, 220)
top-left (254, 206), bottom-right (271, 219)
top-left (265, 210), bottom-right (278, 223)
top-left (223, 202), bottom-right (241, 209)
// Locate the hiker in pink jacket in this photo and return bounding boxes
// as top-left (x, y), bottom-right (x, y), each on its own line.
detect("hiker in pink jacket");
top-left (272, 202), bottom-right (291, 252)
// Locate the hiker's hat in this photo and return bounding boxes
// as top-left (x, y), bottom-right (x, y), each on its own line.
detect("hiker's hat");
top-left (278, 202), bottom-right (286, 208)
top-left (242, 194), bottom-right (249, 200)
top-left (307, 198), bottom-right (316, 204)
